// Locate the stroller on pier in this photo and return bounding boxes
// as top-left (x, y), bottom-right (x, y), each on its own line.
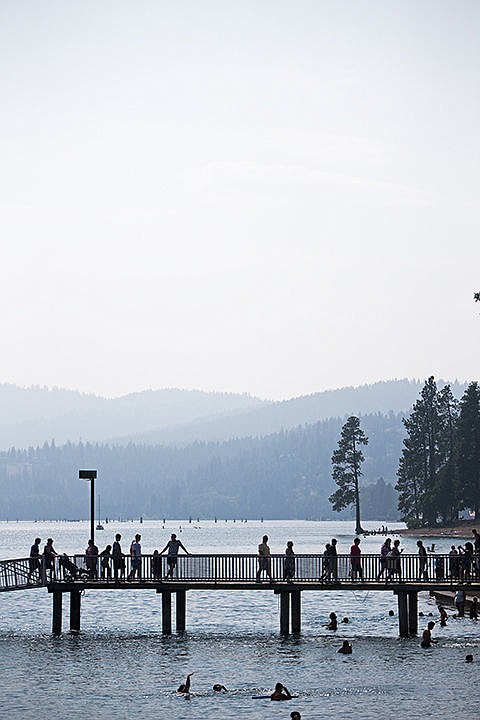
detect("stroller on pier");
top-left (59, 554), bottom-right (90, 581)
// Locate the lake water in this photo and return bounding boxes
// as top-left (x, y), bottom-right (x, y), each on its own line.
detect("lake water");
top-left (1, 519), bottom-right (478, 719)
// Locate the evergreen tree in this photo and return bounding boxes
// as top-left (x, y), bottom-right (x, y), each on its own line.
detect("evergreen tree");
top-left (456, 382), bottom-right (480, 518)
top-left (329, 416), bottom-right (368, 533)
top-left (396, 377), bottom-right (458, 526)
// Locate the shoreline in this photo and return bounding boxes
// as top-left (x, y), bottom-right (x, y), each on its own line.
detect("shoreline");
top-left (397, 519), bottom-right (479, 539)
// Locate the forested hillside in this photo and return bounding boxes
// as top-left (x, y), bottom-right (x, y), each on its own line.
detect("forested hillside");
top-left (0, 412), bottom-right (404, 521)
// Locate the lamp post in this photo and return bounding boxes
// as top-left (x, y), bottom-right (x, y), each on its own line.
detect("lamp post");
top-left (79, 469), bottom-right (97, 543)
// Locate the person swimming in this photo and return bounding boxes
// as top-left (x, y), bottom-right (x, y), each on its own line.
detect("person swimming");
top-left (177, 673), bottom-right (194, 693)
top-left (270, 682), bottom-right (292, 701)
top-left (325, 612), bottom-right (338, 630)
top-left (213, 683), bottom-right (228, 692)
top-left (338, 640), bottom-right (352, 654)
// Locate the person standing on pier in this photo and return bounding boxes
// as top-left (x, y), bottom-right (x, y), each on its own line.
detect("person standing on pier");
top-left (100, 544), bottom-right (112, 580)
top-left (375, 538), bottom-right (391, 581)
top-left (27, 537), bottom-right (42, 581)
top-left (128, 534), bottom-right (142, 580)
top-left (329, 538), bottom-right (339, 581)
top-left (43, 538), bottom-right (59, 581)
top-left (388, 538), bottom-right (402, 581)
top-left (283, 540), bottom-right (295, 582)
top-left (160, 533), bottom-right (189, 579)
top-left (85, 538), bottom-right (99, 579)
top-left (417, 540), bottom-right (428, 581)
top-left (350, 537), bottom-right (363, 580)
top-left (112, 533), bottom-right (125, 581)
top-left (256, 535), bottom-right (273, 583)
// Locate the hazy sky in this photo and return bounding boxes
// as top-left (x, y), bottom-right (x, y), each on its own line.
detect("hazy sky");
top-left (1, 0), bottom-right (479, 400)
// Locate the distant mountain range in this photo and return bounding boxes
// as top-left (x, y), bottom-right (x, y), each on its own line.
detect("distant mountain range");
top-left (0, 378), bottom-right (468, 451)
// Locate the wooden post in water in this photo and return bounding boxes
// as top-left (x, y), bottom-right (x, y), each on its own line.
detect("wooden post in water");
top-left (397, 591), bottom-right (408, 637)
top-left (176, 590), bottom-right (186, 634)
top-left (70, 590), bottom-right (81, 634)
top-left (52, 591), bottom-right (63, 635)
top-left (291, 590), bottom-right (301, 633)
top-left (280, 591), bottom-right (290, 635)
top-left (162, 591), bottom-right (172, 635)
top-left (408, 591), bottom-right (418, 635)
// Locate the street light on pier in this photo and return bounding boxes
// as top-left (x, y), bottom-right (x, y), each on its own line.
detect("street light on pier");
top-left (79, 469), bottom-right (97, 543)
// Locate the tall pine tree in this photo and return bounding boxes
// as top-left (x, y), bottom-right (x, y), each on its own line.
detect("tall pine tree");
top-left (329, 416), bottom-right (368, 534)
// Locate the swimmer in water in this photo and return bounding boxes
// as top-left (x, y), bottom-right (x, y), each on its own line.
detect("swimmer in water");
top-left (291, 712), bottom-right (301, 720)
top-left (213, 683), bottom-right (228, 692)
top-left (325, 612), bottom-right (338, 630)
top-left (177, 673), bottom-right (194, 693)
top-left (465, 654), bottom-right (473, 663)
top-left (338, 640), bottom-right (352, 654)
top-left (438, 605), bottom-right (448, 626)
top-left (270, 682), bottom-right (292, 701)
top-left (420, 621), bottom-right (437, 648)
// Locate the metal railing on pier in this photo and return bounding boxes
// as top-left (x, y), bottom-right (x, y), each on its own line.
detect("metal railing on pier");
top-left (1, 552), bottom-right (479, 591)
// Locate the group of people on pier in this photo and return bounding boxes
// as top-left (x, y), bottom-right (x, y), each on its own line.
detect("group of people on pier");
top-left (26, 527), bottom-right (480, 585)
top-left (27, 532), bottom-right (190, 582)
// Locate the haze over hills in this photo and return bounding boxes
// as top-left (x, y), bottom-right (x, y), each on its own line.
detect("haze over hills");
top-left (0, 378), bottom-right (468, 451)
top-left (0, 385), bottom-right (266, 451)
top-left (109, 378), bottom-right (468, 446)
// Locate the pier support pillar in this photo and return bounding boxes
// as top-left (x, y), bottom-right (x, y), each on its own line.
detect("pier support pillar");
top-left (397, 591), bottom-right (408, 638)
top-left (69, 590), bottom-right (81, 634)
top-left (408, 591), bottom-right (418, 636)
top-left (176, 590), bottom-right (186, 634)
top-left (162, 591), bottom-right (172, 635)
top-left (291, 590), bottom-right (301, 634)
top-left (280, 592), bottom-right (290, 635)
top-left (52, 591), bottom-right (63, 635)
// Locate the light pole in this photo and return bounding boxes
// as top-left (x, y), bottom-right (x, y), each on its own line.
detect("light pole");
top-left (79, 469), bottom-right (97, 543)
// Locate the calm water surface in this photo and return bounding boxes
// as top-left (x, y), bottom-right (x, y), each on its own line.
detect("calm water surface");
top-left (1, 520), bottom-right (478, 719)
